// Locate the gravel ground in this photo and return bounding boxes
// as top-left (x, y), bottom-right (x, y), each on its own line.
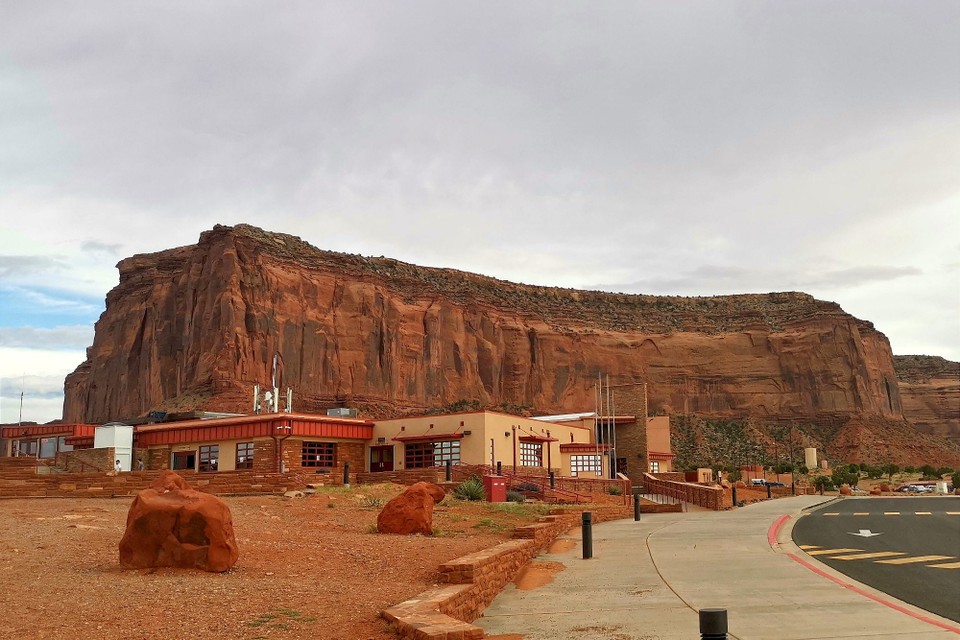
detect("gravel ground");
top-left (0, 484), bottom-right (545, 640)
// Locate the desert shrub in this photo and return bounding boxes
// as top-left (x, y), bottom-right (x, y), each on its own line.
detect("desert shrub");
top-left (358, 495), bottom-right (385, 509)
top-left (454, 476), bottom-right (486, 501)
top-left (514, 481), bottom-right (542, 493)
top-left (919, 464), bottom-right (939, 480)
top-left (607, 484), bottom-right (623, 496)
top-left (506, 490), bottom-right (526, 503)
top-left (813, 476), bottom-right (835, 492)
top-left (832, 467), bottom-right (858, 488)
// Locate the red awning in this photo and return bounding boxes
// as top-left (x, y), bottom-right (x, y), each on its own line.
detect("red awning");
top-left (392, 433), bottom-right (465, 443)
top-left (560, 443), bottom-right (611, 453)
top-left (519, 435), bottom-right (559, 444)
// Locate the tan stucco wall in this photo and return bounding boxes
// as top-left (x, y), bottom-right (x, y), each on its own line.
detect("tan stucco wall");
top-left (371, 411), bottom-right (593, 473)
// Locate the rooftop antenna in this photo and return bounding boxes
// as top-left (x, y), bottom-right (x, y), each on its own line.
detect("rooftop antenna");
top-left (18, 374), bottom-right (24, 427)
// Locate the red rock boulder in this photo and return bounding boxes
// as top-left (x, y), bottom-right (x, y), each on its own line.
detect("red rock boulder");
top-left (377, 482), bottom-right (447, 535)
top-left (119, 471), bottom-right (239, 572)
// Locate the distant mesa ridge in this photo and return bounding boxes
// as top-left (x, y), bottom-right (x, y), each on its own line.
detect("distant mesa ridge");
top-left (63, 224), bottom-right (960, 465)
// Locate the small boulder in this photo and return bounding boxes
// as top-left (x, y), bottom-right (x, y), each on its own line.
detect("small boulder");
top-left (377, 482), bottom-right (447, 535)
top-left (119, 471), bottom-right (239, 572)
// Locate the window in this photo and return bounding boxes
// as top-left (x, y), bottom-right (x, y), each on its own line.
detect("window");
top-left (570, 454), bottom-right (601, 476)
top-left (236, 442), bottom-right (254, 470)
top-left (519, 441), bottom-right (543, 467)
top-left (649, 461), bottom-right (660, 473)
top-left (404, 440), bottom-right (460, 469)
top-left (198, 445), bottom-right (219, 472)
top-left (302, 441), bottom-right (336, 468)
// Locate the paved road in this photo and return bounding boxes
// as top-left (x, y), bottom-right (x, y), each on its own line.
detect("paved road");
top-left (792, 496), bottom-right (960, 623)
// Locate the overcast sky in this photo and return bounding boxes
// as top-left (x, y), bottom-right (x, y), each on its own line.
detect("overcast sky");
top-left (1, 1), bottom-right (958, 424)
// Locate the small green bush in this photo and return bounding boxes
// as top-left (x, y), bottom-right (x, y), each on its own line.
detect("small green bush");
top-left (454, 476), bottom-right (486, 501)
top-left (506, 490), bottom-right (526, 503)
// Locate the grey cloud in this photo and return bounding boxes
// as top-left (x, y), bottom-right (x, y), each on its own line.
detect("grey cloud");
top-left (0, 326), bottom-right (94, 350)
top-left (80, 241), bottom-right (122, 255)
top-left (0, 255), bottom-right (64, 279)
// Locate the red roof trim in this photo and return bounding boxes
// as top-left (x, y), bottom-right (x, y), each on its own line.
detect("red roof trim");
top-left (1, 424), bottom-right (95, 439)
top-left (648, 451), bottom-right (676, 461)
top-left (392, 433), bottom-right (465, 443)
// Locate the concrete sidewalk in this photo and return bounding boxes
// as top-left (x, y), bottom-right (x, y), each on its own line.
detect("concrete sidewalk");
top-left (476, 496), bottom-right (960, 639)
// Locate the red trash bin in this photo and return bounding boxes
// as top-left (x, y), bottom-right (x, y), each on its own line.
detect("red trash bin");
top-left (483, 474), bottom-right (507, 502)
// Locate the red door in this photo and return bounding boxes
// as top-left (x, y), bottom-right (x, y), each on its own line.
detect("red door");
top-left (369, 446), bottom-right (394, 472)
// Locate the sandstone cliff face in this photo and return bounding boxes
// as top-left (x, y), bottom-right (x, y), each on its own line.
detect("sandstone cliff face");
top-left (894, 355), bottom-right (960, 446)
top-left (64, 224), bottom-right (908, 436)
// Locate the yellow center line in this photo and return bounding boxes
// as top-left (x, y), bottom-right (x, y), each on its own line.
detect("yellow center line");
top-left (806, 548), bottom-right (862, 556)
top-left (833, 552), bottom-right (906, 561)
top-left (928, 562), bottom-right (960, 569)
top-left (876, 555), bottom-right (954, 565)
top-left (883, 512), bottom-right (900, 516)
top-left (915, 512), bottom-right (932, 516)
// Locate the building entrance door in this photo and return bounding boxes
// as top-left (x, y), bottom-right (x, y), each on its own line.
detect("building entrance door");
top-left (369, 446), bottom-right (394, 472)
top-left (172, 451), bottom-right (196, 471)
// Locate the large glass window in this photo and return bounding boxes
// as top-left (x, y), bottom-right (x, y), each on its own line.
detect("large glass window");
top-left (570, 454), bottom-right (601, 476)
top-left (519, 441), bottom-right (543, 467)
top-left (236, 442), bottom-right (254, 470)
top-left (404, 440), bottom-right (460, 469)
top-left (198, 445), bottom-right (219, 472)
top-left (302, 442), bottom-right (336, 468)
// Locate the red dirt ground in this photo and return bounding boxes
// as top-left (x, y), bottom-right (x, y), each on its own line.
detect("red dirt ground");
top-left (0, 484), bottom-right (552, 640)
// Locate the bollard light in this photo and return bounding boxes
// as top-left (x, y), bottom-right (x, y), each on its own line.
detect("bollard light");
top-left (581, 511), bottom-right (593, 559)
top-left (699, 608), bottom-right (728, 640)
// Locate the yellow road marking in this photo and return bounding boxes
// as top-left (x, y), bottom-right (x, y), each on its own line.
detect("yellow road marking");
top-left (807, 548), bottom-right (862, 556)
top-left (834, 552), bottom-right (906, 561)
top-left (915, 512), bottom-right (932, 515)
top-left (883, 512), bottom-right (900, 516)
top-left (876, 555), bottom-right (954, 565)
top-left (928, 562), bottom-right (960, 569)
top-left (799, 545), bottom-right (820, 550)
top-left (823, 513), bottom-right (840, 516)
top-left (853, 512), bottom-right (870, 516)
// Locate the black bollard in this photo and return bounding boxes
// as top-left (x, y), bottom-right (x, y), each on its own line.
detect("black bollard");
top-left (634, 493), bottom-right (641, 521)
top-left (549, 471), bottom-right (555, 489)
top-left (699, 608), bottom-right (728, 639)
top-left (445, 459), bottom-right (452, 482)
top-left (766, 483), bottom-right (772, 499)
top-left (496, 461), bottom-right (502, 476)
top-left (731, 486), bottom-right (737, 508)
top-left (343, 461), bottom-right (350, 486)
top-left (581, 512), bottom-right (593, 559)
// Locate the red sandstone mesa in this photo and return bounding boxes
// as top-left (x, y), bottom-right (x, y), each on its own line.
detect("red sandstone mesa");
top-left (62, 224), bottom-right (960, 464)
top-left (119, 471), bottom-right (239, 572)
top-left (377, 481), bottom-right (447, 535)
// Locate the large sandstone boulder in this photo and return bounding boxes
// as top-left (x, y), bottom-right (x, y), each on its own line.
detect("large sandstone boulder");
top-left (377, 482), bottom-right (447, 535)
top-left (119, 471), bottom-right (239, 572)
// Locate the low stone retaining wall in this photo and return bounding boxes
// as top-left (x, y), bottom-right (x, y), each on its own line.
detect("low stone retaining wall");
top-left (382, 504), bottom-right (631, 639)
